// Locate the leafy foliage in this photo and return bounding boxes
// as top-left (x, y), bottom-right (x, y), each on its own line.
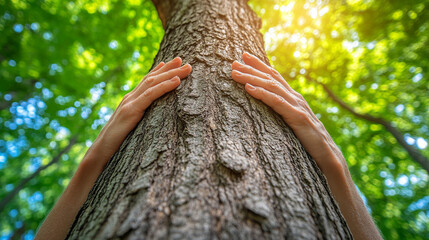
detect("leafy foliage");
top-left (249, 0), bottom-right (429, 239)
top-left (0, 0), bottom-right (163, 238)
top-left (0, 0), bottom-right (427, 239)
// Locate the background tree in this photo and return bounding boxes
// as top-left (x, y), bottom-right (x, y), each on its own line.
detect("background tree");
top-left (0, 0), bottom-right (428, 239)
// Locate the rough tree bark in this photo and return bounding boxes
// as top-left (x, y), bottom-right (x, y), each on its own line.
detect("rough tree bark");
top-left (67, 0), bottom-right (352, 239)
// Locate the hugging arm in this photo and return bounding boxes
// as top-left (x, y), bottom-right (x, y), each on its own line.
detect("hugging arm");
top-left (34, 52), bottom-right (380, 240)
top-left (232, 52), bottom-right (382, 240)
top-left (35, 57), bottom-right (192, 240)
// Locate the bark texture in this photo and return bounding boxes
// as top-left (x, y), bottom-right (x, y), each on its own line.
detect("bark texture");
top-left (67, 0), bottom-right (352, 239)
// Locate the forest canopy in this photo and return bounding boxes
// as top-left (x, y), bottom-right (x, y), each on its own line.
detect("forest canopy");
top-left (0, 0), bottom-right (428, 239)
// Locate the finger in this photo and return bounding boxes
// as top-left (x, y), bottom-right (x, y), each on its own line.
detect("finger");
top-left (134, 76), bottom-right (181, 113)
top-left (148, 61), bottom-right (165, 75)
top-left (242, 52), bottom-right (273, 76)
top-left (103, 60), bottom-right (184, 136)
top-left (107, 60), bottom-right (173, 126)
top-left (150, 57), bottom-right (182, 76)
top-left (128, 62), bottom-right (166, 97)
top-left (242, 52), bottom-right (292, 91)
top-left (244, 83), bottom-right (296, 122)
top-left (133, 64), bottom-right (191, 98)
top-left (232, 61), bottom-right (270, 80)
top-left (153, 64), bottom-right (192, 85)
top-left (232, 69), bottom-right (278, 90)
top-left (232, 70), bottom-right (294, 103)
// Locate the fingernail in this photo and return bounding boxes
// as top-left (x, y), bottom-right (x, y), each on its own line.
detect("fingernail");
top-left (246, 84), bottom-right (255, 90)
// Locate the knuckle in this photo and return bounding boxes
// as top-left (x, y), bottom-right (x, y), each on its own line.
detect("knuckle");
top-left (145, 76), bottom-right (155, 85)
top-left (296, 92), bottom-right (305, 100)
top-left (272, 95), bottom-right (285, 105)
top-left (296, 95), bottom-right (308, 107)
top-left (268, 80), bottom-right (279, 89)
top-left (122, 93), bottom-right (132, 102)
top-left (119, 103), bottom-right (133, 116)
top-left (295, 110), bottom-right (310, 123)
top-left (143, 88), bottom-right (153, 98)
top-left (265, 73), bottom-right (272, 79)
top-left (145, 73), bottom-right (154, 79)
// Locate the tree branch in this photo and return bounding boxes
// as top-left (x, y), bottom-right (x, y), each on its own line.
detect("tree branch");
top-left (0, 66), bottom-right (124, 213)
top-left (312, 79), bottom-right (429, 173)
top-left (9, 221), bottom-right (26, 240)
top-left (0, 136), bottom-right (78, 213)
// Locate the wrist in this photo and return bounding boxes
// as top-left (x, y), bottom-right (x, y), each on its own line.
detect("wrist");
top-left (314, 143), bottom-right (361, 212)
top-left (76, 138), bottom-right (112, 183)
top-left (84, 134), bottom-right (116, 162)
top-left (312, 138), bottom-right (358, 201)
top-left (314, 135), bottom-right (348, 177)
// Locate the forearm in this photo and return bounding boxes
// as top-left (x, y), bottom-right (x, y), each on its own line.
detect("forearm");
top-left (319, 147), bottom-right (383, 240)
top-left (35, 58), bottom-right (191, 240)
top-left (231, 52), bottom-right (382, 239)
top-left (35, 149), bottom-right (106, 240)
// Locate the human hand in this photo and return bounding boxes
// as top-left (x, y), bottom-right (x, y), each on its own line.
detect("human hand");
top-left (89, 57), bottom-right (192, 162)
top-left (231, 53), bottom-right (382, 240)
top-left (231, 52), bottom-right (345, 174)
top-left (35, 57), bottom-right (192, 240)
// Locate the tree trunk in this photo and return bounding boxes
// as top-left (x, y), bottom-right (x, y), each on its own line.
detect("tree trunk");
top-left (67, 0), bottom-right (352, 239)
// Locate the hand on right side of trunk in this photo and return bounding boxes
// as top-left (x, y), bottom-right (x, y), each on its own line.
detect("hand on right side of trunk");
top-left (231, 52), bottom-right (383, 240)
top-left (231, 52), bottom-right (345, 174)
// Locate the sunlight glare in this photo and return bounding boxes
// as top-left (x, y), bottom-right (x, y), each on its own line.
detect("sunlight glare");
top-left (310, 8), bottom-right (317, 19)
top-left (319, 6), bottom-right (329, 16)
top-left (280, 2), bottom-right (294, 13)
top-left (293, 51), bottom-right (301, 58)
top-left (290, 33), bottom-right (300, 43)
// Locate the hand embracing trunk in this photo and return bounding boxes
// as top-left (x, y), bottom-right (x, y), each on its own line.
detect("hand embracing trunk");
top-left (67, 0), bottom-right (352, 239)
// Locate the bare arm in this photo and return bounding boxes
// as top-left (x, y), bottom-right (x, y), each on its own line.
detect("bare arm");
top-left (231, 52), bottom-right (382, 240)
top-left (35, 57), bottom-right (192, 240)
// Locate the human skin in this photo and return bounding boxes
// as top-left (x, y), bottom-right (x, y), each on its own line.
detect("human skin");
top-left (36, 52), bottom-right (382, 240)
top-left (231, 52), bottom-right (383, 240)
top-left (34, 57), bottom-right (192, 240)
